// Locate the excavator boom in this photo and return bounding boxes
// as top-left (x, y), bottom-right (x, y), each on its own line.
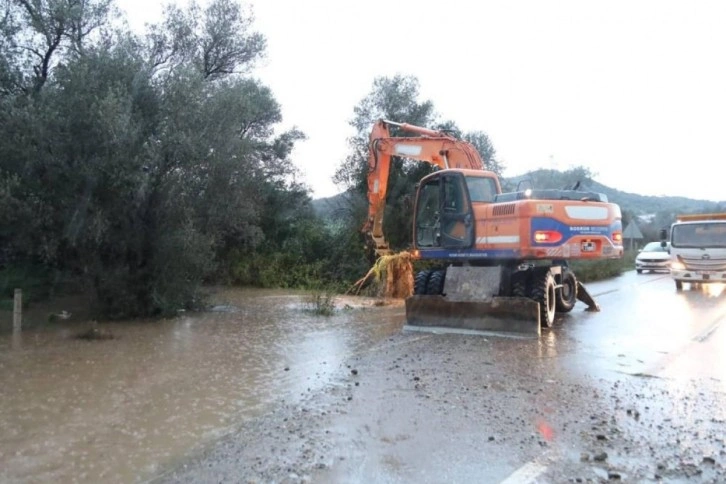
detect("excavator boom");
top-left (363, 119), bottom-right (492, 255)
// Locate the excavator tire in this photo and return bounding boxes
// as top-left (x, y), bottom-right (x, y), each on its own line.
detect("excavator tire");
top-left (530, 269), bottom-right (557, 328)
top-left (414, 270), bottom-right (433, 295)
top-left (426, 270), bottom-right (446, 295)
top-left (510, 271), bottom-right (529, 297)
top-left (555, 270), bottom-right (578, 313)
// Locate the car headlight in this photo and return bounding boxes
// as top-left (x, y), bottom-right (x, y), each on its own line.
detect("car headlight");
top-left (670, 261), bottom-right (685, 270)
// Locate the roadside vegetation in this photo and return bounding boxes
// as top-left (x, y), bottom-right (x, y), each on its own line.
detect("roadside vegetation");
top-left (303, 289), bottom-right (337, 317)
top-left (569, 250), bottom-right (639, 283)
top-left (0, 0), bottom-right (716, 320)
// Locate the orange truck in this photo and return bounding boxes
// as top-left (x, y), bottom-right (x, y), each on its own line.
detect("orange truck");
top-left (363, 119), bottom-right (624, 334)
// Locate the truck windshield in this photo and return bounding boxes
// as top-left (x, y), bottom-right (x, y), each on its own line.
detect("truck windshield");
top-left (672, 222), bottom-right (726, 248)
top-left (465, 176), bottom-right (496, 203)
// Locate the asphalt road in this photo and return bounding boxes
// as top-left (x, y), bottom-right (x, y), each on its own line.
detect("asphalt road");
top-left (157, 271), bottom-right (726, 483)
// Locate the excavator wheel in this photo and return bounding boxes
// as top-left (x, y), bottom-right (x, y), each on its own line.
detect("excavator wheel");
top-left (414, 270), bottom-right (433, 295)
top-left (426, 270), bottom-right (446, 295)
top-left (555, 270), bottom-right (578, 313)
top-left (530, 269), bottom-right (557, 328)
top-left (510, 271), bottom-right (530, 297)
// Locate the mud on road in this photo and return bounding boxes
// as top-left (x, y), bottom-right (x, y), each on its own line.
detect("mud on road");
top-left (156, 329), bottom-right (726, 484)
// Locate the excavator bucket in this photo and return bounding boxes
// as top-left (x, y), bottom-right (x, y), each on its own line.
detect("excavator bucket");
top-left (404, 295), bottom-right (541, 336)
top-left (403, 267), bottom-right (542, 337)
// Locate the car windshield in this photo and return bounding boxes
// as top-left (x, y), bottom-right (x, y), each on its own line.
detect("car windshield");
top-left (642, 242), bottom-right (668, 252)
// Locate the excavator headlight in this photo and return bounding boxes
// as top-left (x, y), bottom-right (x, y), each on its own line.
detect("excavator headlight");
top-left (534, 230), bottom-right (563, 244)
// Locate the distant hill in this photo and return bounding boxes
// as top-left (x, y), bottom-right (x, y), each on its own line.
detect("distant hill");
top-left (314, 170), bottom-right (725, 222)
top-left (504, 169), bottom-right (724, 216)
top-left (312, 191), bottom-right (364, 220)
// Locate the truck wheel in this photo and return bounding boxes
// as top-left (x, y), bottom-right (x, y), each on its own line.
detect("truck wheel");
top-left (530, 269), bottom-right (557, 328)
top-left (636, 269), bottom-right (642, 274)
top-left (426, 270), bottom-right (446, 295)
top-left (675, 280), bottom-right (683, 291)
top-left (414, 270), bottom-right (432, 295)
top-left (555, 270), bottom-right (577, 313)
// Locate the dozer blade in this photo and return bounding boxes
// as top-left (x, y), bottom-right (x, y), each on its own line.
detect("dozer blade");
top-left (404, 295), bottom-right (541, 337)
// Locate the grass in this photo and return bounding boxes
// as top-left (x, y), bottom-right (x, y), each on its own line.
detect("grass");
top-left (349, 251), bottom-right (413, 299)
top-left (303, 289), bottom-right (336, 316)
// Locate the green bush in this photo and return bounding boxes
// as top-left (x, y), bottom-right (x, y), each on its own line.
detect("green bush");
top-left (569, 250), bottom-right (638, 283)
top-left (230, 251), bottom-right (327, 289)
top-left (90, 226), bottom-right (215, 319)
top-left (0, 263), bottom-right (55, 305)
top-left (303, 289), bottom-right (336, 316)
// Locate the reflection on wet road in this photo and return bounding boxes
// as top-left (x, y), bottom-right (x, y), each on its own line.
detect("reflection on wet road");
top-left (0, 289), bottom-right (404, 483)
top-left (307, 272), bottom-right (726, 484)
top-left (560, 272), bottom-right (726, 383)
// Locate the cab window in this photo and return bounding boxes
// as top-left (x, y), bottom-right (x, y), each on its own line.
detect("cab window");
top-left (465, 176), bottom-right (496, 203)
top-left (443, 177), bottom-right (465, 213)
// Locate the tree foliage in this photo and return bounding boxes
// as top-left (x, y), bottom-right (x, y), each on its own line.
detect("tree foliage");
top-left (0, 0), bottom-right (114, 94)
top-left (145, 0), bottom-right (265, 79)
top-left (0, 0), bottom-right (310, 317)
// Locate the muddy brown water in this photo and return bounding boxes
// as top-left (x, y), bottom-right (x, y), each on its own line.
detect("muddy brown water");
top-left (0, 288), bottom-right (405, 483)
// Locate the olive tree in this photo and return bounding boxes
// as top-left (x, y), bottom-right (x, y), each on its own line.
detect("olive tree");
top-left (0, 0), bottom-right (309, 316)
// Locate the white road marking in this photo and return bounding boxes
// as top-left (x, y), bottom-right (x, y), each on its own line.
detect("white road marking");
top-left (500, 461), bottom-right (548, 484)
top-left (692, 313), bottom-right (725, 343)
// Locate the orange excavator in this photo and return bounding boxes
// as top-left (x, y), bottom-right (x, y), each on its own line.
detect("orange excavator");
top-left (363, 119), bottom-right (623, 335)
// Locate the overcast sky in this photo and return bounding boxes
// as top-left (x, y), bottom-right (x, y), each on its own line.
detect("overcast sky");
top-left (120, 0), bottom-right (726, 202)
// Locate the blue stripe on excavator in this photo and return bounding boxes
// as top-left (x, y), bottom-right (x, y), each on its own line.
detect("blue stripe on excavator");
top-left (417, 249), bottom-right (520, 260)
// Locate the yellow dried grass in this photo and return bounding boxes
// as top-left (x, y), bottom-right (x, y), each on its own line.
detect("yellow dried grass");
top-left (349, 251), bottom-right (414, 299)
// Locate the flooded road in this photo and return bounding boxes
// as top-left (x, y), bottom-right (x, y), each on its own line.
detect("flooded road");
top-left (3, 272), bottom-right (726, 483)
top-left (0, 289), bottom-right (404, 483)
top-left (163, 272), bottom-right (726, 483)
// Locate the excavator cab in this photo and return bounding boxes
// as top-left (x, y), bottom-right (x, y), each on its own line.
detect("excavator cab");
top-left (414, 170), bottom-right (475, 250)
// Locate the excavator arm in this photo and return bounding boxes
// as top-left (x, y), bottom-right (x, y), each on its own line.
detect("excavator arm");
top-left (363, 119), bottom-right (486, 255)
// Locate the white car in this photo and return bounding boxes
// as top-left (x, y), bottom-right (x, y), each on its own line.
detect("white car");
top-left (635, 241), bottom-right (671, 274)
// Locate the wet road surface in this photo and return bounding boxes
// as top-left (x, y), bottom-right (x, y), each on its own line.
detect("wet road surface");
top-left (161, 272), bottom-right (726, 483)
top-left (2, 272), bottom-right (726, 483)
top-left (0, 289), bottom-right (404, 482)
